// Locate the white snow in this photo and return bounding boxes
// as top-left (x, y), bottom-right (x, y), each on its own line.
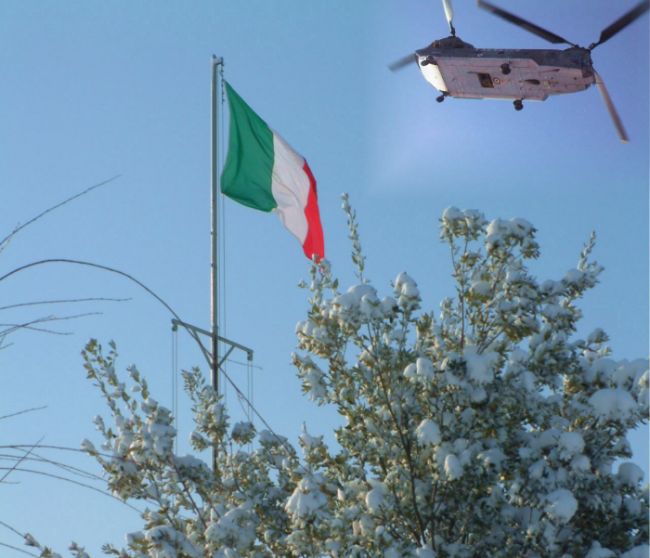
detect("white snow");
top-left (558, 431), bottom-right (585, 459)
top-left (470, 386), bottom-right (487, 403)
top-left (485, 217), bottom-right (533, 250)
top-left (416, 419), bottom-right (441, 446)
top-left (519, 370), bottom-right (537, 392)
top-left (624, 497), bottom-right (642, 515)
top-left (205, 505), bottom-right (255, 550)
top-left (617, 462), bottom-right (644, 486)
top-left (477, 448), bottom-right (505, 470)
top-left (404, 363), bottom-right (417, 379)
top-left (536, 428), bottom-right (561, 449)
top-left (380, 296), bottom-right (398, 315)
top-left (470, 280), bottom-right (491, 297)
top-left (621, 545), bottom-right (649, 558)
top-left (589, 388), bottom-right (636, 421)
top-left (442, 206), bottom-right (463, 222)
top-left (174, 455), bottom-right (207, 470)
top-left (285, 475), bottom-right (328, 521)
top-left (637, 369), bottom-right (649, 406)
top-left (563, 268), bottom-right (585, 285)
top-left (463, 345), bottom-right (499, 384)
top-left (365, 480), bottom-right (387, 513)
top-left (529, 460), bottom-right (545, 480)
top-left (586, 541), bottom-right (615, 558)
top-left (299, 426), bottom-right (323, 450)
top-left (393, 272), bottom-right (421, 312)
top-left (545, 488), bottom-right (578, 523)
top-left (416, 357), bottom-right (435, 379)
top-left (570, 454), bottom-right (591, 472)
top-left (444, 454), bottom-right (463, 480)
top-left (303, 366), bottom-right (327, 401)
top-left (231, 421), bottom-right (255, 443)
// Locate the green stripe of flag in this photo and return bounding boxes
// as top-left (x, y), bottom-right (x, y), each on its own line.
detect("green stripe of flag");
top-left (221, 82), bottom-right (277, 212)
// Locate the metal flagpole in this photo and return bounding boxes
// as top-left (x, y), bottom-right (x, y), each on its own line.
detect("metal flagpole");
top-left (211, 55), bottom-right (223, 471)
top-left (172, 56), bottom-right (254, 474)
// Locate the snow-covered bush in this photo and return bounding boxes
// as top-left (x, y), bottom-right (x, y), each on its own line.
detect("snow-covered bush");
top-left (291, 203), bottom-right (648, 556)
top-left (26, 203), bottom-right (648, 557)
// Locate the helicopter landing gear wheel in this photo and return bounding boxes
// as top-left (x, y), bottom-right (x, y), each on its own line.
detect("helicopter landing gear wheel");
top-left (436, 94), bottom-right (446, 103)
top-left (513, 99), bottom-right (524, 111)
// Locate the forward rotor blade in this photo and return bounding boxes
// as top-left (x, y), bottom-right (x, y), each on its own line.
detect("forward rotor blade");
top-left (388, 53), bottom-right (417, 72)
top-left (477, 0), bottom-right (574, 45)
top-left (591, 0), bottom-right (649, 49)
top-left (442, 0), bottom-right (456, 35)
top-left (594, 71), bottom-right (629, 143)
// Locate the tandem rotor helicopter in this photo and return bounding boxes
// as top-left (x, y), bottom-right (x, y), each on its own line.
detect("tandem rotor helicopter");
top-left (389, 0), bottom-right (650, 142)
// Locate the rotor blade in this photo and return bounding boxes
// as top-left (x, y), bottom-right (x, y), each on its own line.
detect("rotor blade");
top-left (477, 0), bottom-right (574, 45)
top-left (594, 70), bottom-right (629, 143)
top-left (388, 53), bottom-right (417, 72)
top-left (591, 0), bottom-right (649, 49)
top-left (442, 0), bottom-right (456, 35)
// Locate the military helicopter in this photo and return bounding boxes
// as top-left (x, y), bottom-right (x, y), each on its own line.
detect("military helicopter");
top-left (389, 0), bottom-right (650, 142)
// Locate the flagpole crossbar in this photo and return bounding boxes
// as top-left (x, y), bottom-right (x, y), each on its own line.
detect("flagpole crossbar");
top-left (171, 318), bottom-right (254, 365)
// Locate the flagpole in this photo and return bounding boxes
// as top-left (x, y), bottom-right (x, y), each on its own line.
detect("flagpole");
top-left (211, 55), bottom-right (223, 471)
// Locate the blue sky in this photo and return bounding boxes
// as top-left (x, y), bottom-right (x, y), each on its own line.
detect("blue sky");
top-left (1, 1), bottom-right (648, 555)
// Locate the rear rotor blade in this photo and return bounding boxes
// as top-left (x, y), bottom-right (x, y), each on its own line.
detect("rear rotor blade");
top-left (590, 0), bottom-right (649, 49)
top-left (594, 70), bottom-right (629, 143)
top-left (389, 53), bottom-right (417, 72)
top-left (442, 0), bottom-right (456, 35)
top-left (477, 0), bottom-right (574, 45)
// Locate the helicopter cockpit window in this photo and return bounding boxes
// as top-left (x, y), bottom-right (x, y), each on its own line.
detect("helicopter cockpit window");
top-left (477, 73), bottom-right (494, 88)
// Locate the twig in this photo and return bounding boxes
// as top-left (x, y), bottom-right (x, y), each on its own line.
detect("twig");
top-left (0, 467), bottom-right (141, 513)
top-left (0, 452), bottom-right (104, 483)
top-left (0, 407), bottom-right (47, 421)
top-left (0, 259), bottom-right (212, 369)
top-left (0, 520), bottom-right (26, 539)
top-left (0, 438), bottom-right (43, 484)
top-left (0, 175), bottom-right (121, 253)
top-left (0, 324), bottom-right (73, 337)
top-left (0, 541), bottom-right (38, 557)
top-left (0, 297), bottom-right (130, 311)
top-left (0, 522), bottom-right (41, 557)
top-left (0, 313), bottom-right (103, 338)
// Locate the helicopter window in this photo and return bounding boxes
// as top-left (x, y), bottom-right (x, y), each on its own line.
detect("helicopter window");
top-left (525, 79), bottom-right (541, 85)
top-left (477, 73), bottom-right (494, 88)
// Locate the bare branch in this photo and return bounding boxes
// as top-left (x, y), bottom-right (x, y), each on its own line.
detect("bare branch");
top-left (0, 258), bottom-right (212, 368)
top-left (0, 297), bottom-right (130, 312)
top-left (0, 312), bottom-right (104, 339)
top-left (0, 522), bottom-right (41, 557)
top-left (0, 437), bottom-right (43, 484)
top-left (0, 467), bottom-right (141, 513)
top-left (0, 541), bottom-right (38, 557)
top-left (0, 175), bottom-right (121, 253)
top-left (0, 520), bottom-right (27, 539)
top-left (0, 452), bottom-right (103, 483)
top-left (0, 406), bottom-right (47, 421)
top-left (0, 323), bottom-right (73, 336)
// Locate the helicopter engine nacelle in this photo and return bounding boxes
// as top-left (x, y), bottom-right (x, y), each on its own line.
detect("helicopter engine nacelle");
top-left (417, 55), bottom-right (448, 93)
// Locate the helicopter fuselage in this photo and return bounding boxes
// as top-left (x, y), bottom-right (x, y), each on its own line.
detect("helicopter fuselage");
top-left (416, 37), bottom-right (595, 101)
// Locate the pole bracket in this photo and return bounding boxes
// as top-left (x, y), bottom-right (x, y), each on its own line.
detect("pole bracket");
top-left (171, 318), bottom-right (254, 364)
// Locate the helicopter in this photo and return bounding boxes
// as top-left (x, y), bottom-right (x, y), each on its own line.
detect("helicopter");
top-left (389, 0), bottom-right (650, 142)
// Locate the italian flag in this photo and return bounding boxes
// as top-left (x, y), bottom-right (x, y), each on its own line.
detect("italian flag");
top-left (221, 82), bottom-right (325, 261)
